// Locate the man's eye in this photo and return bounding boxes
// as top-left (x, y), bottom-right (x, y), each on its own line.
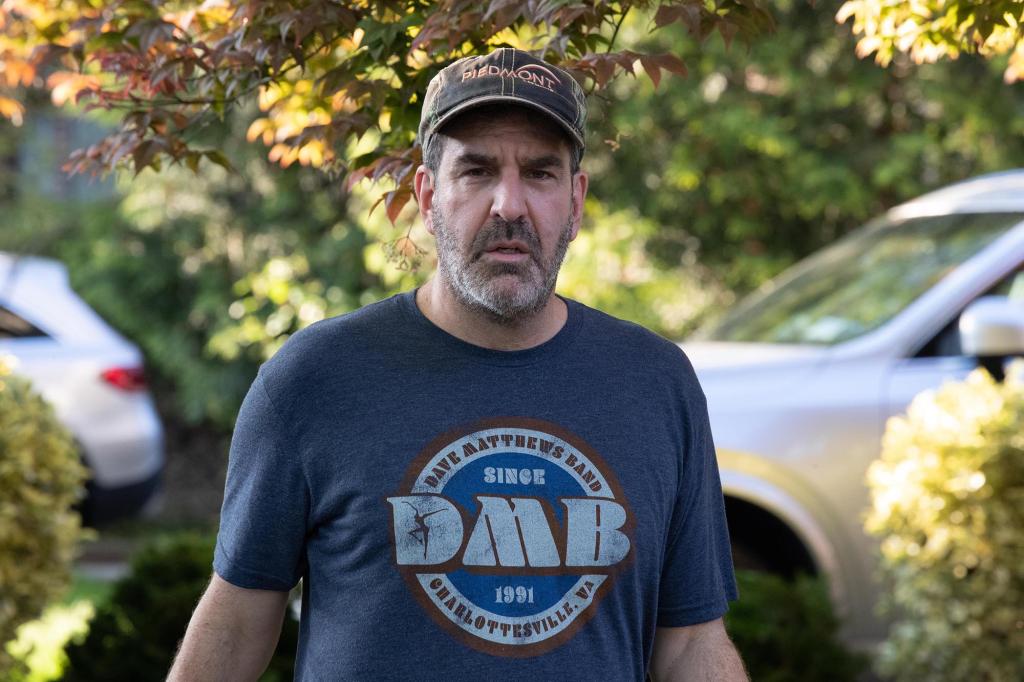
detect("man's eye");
top-left (463, 167), bottom-right (490, 177)
top-left (525, 170), bottom-right (554, 180)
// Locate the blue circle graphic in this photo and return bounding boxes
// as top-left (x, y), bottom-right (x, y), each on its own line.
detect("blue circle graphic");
top-left (438, 451), bottom-right (587, 618)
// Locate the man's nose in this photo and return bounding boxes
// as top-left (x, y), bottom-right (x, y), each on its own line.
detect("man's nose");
top-left (491, 172), bottom-right (528, 223)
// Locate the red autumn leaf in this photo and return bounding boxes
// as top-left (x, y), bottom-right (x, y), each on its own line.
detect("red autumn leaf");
top-left (385, 187), bottom-right (413, 224)
top-left (639, 55), bottom-right (662, 88)
top-left (656, 53), bottom-right (687, 77)
top-left (654, 5), bottom-right (683, 29)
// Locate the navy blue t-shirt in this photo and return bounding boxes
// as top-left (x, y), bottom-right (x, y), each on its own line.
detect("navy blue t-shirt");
top-left (215, 291), bottom-right (737, 681)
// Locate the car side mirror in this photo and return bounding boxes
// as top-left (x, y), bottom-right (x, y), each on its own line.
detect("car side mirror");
top-left (959, 296), bottom-right (1024, 381)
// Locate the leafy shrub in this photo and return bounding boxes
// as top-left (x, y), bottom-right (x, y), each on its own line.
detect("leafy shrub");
top-left (61, 533), bottom-right (298, 682)
top-left (866, 367), bottom-right (1024, 681)
top-left (0, 359), bottom-right (86, 677)
top-left (7, 601), bottom-right (93, 682)
top-left (726, 570), bottom-right (866, 682)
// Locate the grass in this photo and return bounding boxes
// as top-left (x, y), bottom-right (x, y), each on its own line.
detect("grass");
top-left (62, 573), bottom-right (114, 607)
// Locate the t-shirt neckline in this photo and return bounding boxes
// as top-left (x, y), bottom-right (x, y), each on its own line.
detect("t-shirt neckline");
top-left (397, 288), bottom-right (583, 366)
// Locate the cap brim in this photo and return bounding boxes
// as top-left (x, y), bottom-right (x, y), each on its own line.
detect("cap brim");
top-left (428, 95), bottom-right (585, 151)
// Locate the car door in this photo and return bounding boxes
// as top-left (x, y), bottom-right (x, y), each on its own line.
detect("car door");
top-left (885, 264), bottom-right (1024, 417)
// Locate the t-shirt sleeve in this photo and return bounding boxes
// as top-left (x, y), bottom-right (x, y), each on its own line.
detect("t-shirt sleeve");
top-left (656, 357), bottom-right (738, 627)
top-left (214, 371), bottom-right (310, 591)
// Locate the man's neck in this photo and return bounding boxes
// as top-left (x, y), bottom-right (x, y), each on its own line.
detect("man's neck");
top-left (415, 279), bottom-right (567, 351)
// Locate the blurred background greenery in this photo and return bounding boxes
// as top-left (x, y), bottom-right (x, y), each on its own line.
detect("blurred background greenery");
top-left (2, 0), bottom-right (1023, 679)
top-left (4, 0), bottom-right (1022, 450)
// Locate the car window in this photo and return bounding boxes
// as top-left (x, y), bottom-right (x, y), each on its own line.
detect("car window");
top-left (915, 268), bottom-right (1024, 358)
top-left (697, 213), bottom-right (1024, 346)
top-left (0, 305), bottom-right (47, 339)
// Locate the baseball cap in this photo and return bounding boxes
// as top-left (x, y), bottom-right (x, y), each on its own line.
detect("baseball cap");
top-left (418, 48), bottom-right (587, 158)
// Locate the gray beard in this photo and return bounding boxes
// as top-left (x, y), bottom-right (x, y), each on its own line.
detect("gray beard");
top-left (433, 209), bottom-right (573, 326)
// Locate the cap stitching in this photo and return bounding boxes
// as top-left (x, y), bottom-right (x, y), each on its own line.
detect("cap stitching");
top-left (502, 48), bottom-right (508, 97)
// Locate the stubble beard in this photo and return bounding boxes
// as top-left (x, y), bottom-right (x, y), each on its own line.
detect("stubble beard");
top-left (432, 205), bottom-right (574, 326)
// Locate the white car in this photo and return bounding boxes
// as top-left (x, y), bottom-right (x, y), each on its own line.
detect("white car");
top-left (685, 169), bottom-right (1024, 646)
top-left (0, 252), bottom-right (164, 524)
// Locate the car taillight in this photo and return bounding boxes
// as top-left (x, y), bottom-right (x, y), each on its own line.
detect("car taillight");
top-left (101, 367), bottom-right (148, 392)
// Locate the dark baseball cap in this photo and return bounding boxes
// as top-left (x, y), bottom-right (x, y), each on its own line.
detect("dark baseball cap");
top-left (418, 48), bottom-right (587, 158)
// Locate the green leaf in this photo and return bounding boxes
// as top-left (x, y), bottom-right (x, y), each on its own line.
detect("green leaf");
top-left (204, 150), bottom-right (234, 172)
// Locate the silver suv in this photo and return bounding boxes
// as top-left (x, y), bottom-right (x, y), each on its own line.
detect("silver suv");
top-left (0, 252), bottom-right (164, 524)
top-left (684, 170), bottom-right (1024, 646)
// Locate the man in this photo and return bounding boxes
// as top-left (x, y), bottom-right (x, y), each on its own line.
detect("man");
top-left (169, 48), bottom-right (746, 681)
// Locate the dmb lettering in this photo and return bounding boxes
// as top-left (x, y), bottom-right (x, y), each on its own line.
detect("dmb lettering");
top-left (387, 494), bottom-right (630, 569)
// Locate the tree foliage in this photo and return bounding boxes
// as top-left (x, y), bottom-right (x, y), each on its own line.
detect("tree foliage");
top-left (0, 0), bottom-right (775, 214)
top-left (838, 0), bottom-right (1024, 83)
top-left (587, 0), bottom-right (1024, 293)
top-left (4, 0), bottom-right (1022, 430)
top-left (2, 109), bottom-right (377, 428)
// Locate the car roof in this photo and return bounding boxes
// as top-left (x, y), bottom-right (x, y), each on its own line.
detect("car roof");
top-left (889, 169), bottom-right (1024, 220)
top-left (0, 251), bottom-right (125, 344)
top-left (0, 252), bottom-right (68, 288)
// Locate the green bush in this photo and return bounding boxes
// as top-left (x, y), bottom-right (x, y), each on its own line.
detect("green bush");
top-left (0, 359), bottom-right (86, 678)
top-left (59, 537), bottom-right (859, 680)
top-left (726, 570), bottom-right (866, 682)
top-left (866, 367), bottom-right (1024, 681)
top-left (61, 533), bottom-right (298, 682)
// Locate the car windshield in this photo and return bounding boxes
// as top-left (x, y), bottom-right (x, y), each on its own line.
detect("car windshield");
top-left (698, 212), bottom-right (1024, 346)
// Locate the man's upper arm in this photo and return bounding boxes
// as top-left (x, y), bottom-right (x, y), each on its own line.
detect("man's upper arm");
top-left (651, 618), bottom-right (747, 681)
top-left (215, 371), bottom-right (310, 591)
top-left (656, 351), bottom-right (738, 626)
top-left (168, 573), bottom-right (290, 681)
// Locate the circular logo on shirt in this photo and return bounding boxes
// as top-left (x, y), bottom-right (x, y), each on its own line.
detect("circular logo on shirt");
top-left (386, 418), bottom-right (634, 657)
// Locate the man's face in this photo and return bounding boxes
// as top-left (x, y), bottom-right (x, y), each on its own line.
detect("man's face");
top-left (418, 110), bottom-right (587, 324)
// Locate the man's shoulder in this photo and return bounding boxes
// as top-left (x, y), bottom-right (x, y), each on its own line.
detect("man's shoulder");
top-left (260, 292), bottom-right (409, 385)
top-left (568, 297), bottom-right (704, 397)
top-left (569, 297), bottom-right (686, 361)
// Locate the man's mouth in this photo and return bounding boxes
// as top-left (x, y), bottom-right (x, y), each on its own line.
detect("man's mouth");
top-left (482, 240), bottom-right (531, 257)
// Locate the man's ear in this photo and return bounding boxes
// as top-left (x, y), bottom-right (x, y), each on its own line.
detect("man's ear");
top-left (568, 170), bottom-right (589, 242)
top-left (414, 165), bottom-right (436, 235)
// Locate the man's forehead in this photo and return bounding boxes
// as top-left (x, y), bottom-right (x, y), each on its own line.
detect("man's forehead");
top-left (439, 109), bottom-right (572, 167)
top-left (447, 142), bottom-right (569, 170)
